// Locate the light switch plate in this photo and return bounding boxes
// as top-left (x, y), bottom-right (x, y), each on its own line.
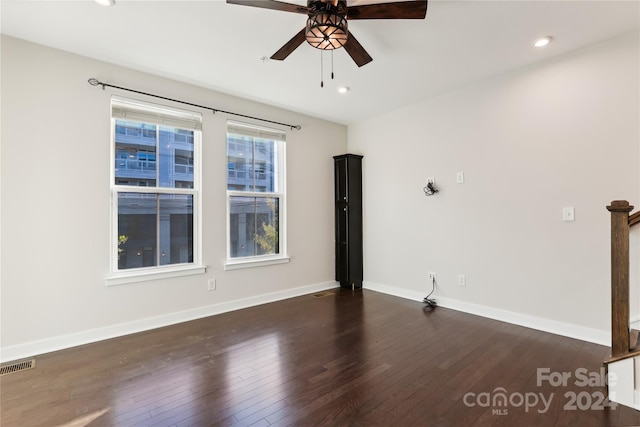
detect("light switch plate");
top-left (563, 207), bottom-right (575, 222)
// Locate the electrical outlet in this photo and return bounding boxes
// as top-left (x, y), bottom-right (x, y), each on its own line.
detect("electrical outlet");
top-left (428, 272), bottom-right (437, 282)
top-left (458, 274), bottom-right (466, 287)
top-left (207, 279), bottom-right (216, 291)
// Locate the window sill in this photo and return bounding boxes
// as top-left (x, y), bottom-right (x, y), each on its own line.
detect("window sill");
top-left (106, 264), bottom-right (207, 286)
top-left (224, 256), bottom-right (290, 271)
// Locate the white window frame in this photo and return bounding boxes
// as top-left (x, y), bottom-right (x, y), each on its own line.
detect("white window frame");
top-left (106, 97), bottom-right (205, 285)
top-left (225, 121), bottom-right (289, 270)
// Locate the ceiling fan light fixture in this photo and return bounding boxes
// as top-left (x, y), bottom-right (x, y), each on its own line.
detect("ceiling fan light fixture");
top-left (305, 12), bottom-right (348, 50)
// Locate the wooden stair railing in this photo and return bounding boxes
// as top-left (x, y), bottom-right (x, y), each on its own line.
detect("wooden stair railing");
top-left (606, 200), bottom-right (639, 362)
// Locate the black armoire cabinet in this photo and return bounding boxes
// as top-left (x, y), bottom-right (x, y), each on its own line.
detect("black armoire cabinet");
top-left (334, 154), bottom-right (363, 289)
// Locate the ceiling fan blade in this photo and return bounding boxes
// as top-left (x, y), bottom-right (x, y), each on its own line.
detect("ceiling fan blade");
top-left (226, 0), bottom-right (309, 15)
top-left (271, 28), bottom-right (307, 61)
top-left (343, 31), bottom-right (373, 67)
top-left (347, 1), bottom-right (427, 20)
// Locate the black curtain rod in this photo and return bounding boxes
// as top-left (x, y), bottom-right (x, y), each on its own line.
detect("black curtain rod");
top-left (88, 78), bottom-right (302, 131)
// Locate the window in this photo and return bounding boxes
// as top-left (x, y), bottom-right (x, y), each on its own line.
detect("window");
top-left (226, 121), bottom-right (288, 269)
top-left (107, 97), bottom-right (204, 285)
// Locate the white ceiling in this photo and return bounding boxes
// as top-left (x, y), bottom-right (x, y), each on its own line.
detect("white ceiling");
top-left (2, 0), bottom-right (639, 125)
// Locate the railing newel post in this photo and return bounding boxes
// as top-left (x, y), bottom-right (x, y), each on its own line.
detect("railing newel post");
top-left (606, 200), bottom-right (633, 357)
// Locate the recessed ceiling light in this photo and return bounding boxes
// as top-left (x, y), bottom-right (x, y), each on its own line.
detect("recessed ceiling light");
top-left (534, 36), bottom-right (553, 48)
top-left (95, 0), bottom-right (116, 5)
top-left (337, 86), bottom-right (350, 94)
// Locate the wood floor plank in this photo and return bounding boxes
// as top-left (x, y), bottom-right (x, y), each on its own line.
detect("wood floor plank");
top-left (2, 289), bottom-right (639, 426)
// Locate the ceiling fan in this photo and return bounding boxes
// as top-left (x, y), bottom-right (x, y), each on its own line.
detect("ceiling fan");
top-left (226, 0), bottom-right (428, 67)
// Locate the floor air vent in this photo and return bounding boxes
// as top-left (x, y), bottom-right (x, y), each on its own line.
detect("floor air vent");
top-left (0, 359), bottom-right (36, 376)
top-left (312, 291), bottom-right (334, 298)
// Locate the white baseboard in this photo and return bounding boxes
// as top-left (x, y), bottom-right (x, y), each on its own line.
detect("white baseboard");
top-left (0, 281), bottom-right (338, 363)
top-left (2, 280), bottom-right (614, 363)
top-left (364, 281), bottom-right (610, 346)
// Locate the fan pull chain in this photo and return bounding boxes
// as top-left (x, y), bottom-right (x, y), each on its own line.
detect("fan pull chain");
top-left (320, 51), bottom-right (324, 88)
top-left (331, 50), bottom-right (335, 80)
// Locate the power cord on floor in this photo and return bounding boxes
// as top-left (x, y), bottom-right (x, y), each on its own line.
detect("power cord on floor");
top-left (423, 276), bottom-right (437, 308)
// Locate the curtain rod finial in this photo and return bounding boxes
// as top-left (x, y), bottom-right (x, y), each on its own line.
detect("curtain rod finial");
top-left (88, 78), bottom-right (106, 90)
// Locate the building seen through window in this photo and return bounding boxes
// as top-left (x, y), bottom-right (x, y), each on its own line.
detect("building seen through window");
top-left (114, 119), bottom-right (196, 270)
top-left (227, 123), bottom-right (284, 260)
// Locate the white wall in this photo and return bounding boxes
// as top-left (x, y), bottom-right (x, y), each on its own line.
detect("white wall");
top-left (0, 36), bottom-right (347, 361)
top-left (349, 32), bottom-right (640, 344)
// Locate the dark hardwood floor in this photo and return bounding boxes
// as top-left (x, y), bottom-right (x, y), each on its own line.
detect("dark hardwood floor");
top-left (1, 289), bottom-right (639, 426)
